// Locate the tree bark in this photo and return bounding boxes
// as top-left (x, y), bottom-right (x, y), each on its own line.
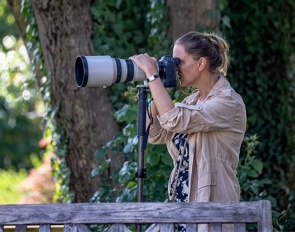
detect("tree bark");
top-left (7, 0), bottom-right (121, 202)
top-left (167, 0), bottom-right (220, 41)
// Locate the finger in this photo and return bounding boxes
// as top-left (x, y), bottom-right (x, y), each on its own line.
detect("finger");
top-left (129, 55), bottom-right (137, 60)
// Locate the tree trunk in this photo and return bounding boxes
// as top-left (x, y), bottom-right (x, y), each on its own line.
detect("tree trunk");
top-left (7, 0), bottom-right (121, 202)
top-left (167, 0), bottom-right (219, 40)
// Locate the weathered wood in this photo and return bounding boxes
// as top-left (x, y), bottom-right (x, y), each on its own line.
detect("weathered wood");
top-left (63, 224), bottom-right (75, 232)
top-left (107, 224), bottom-right (131, 232)
top-left (158, 223), bottom-right (174, 231)
top-left (0, 202), bottom-right (264, 224)
top-left (39, 224), bottom-right (51, 232)
top-left (258, 200), bottom-right (273, 232)
top-left (234, 223), bottom-right (246, 232)
top-left (63, 224), bottom-right (91, 232)
top-left (185, 223), bottom-right (198, 232)
top-left (15, 225), bottom-right (26, 232)
top-left (209, 223), bottom-right (222, 231)
top-left (0, 201), bottom-right (272, 232)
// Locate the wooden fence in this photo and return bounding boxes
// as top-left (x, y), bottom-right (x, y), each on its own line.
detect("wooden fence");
top-left (0, 200), bottom-right (272, 232)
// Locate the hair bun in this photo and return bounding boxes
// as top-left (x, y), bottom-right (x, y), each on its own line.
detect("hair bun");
top-left (205, 33), bottom-right (230, 76)
top-left (206, 33), bottom-right (228, 54)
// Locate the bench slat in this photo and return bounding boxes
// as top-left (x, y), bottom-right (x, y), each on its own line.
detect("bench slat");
top-left (158, 223), bottom-right (174, 231)
top-left (64, 224), bottom-right (76, 232)
top-left (209, 223), bottom-right (222, 232)
top-left (258, 200), bottom-right (273, 232)
top-left (0, 202), bottom-right (262, 224)
top-left (0, 201), bottom-right (272, 232)
top-left (15, 225), bottom-right (26, 232)
top-left (185, 223), bottom-right (197, 232)
top-left (234, 223), bottom-right (246, 232)
top-left (39, 224), bottom-right (51, 232)
top-left (63, 224), bottom-right (91, 232)
top-left (108, 224), bottom-right (131, 232)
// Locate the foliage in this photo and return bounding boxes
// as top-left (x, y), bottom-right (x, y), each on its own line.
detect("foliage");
top-left (90, 0), bottom-right (171, 111)
top-left (221, 0), bottom-right (295, 230)
top-left (0, 168), bottom-right (27, 203)
top-left (0, 0), bottom-right (44, 170)
top-left (89, 0), bottom-right (274, 210)
top-left (89, 0), bottom-right (174, 204)
top-left (91, 90), bottom-right (172, 203)
top-left (16, 0), bottom-right (295, 230)
top-left (21, 0), bottom-right (71, 202)
top-left (237, 135), bottom-right (279, 230)
top-left (91, 0), bottom-right (149, 58)
top-left (0, 0), bottom-right (19, 40)
top-left (89, 0), bottom-right (295, 231)
top-left (238, 135), bottom-right (270, 201)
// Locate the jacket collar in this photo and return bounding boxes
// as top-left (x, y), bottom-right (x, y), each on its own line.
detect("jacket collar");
top-left (206, 75), bottom-right (230, 99)
top-left (186, 76), bottom-right (231, 104)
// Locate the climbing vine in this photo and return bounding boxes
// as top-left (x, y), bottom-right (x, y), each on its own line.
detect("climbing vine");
top-left (21, 0), bottom-right (73, 202)
top-left (89, 0), bottom-right (173, 203)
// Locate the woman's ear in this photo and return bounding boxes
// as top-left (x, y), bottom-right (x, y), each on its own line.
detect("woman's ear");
top-left (198, 57), bottom-right (207, 71)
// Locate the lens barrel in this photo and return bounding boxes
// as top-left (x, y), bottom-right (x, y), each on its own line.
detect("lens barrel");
top-left (75, 56), bottom-right (146, 87)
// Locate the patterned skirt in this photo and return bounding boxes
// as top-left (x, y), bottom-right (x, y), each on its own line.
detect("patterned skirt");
top-left (169, 133), bottom-right (189, 232)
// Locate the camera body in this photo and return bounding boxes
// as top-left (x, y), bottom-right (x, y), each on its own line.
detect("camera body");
top-left (75, 55), bottom-right (180, 88)
top-left (157, 56), bottom-right (180, 87)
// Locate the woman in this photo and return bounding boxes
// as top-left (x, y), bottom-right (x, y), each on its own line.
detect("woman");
top-left (130, 31), bottom-right (246, 231)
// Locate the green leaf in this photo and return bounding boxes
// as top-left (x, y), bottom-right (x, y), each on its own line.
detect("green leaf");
top-left (161, 153), bottom-right (172, 166)
top-left (94, 148), bottom-right (107, 160)
top-left (91, 166), bottom-right (104, 177)
top-left (147, 153), bottom-right (160, 166)
top-left (115, 105), bottom-right (129, 122)
top-left (251, 158), bottom-right (263, 173)
top-left (246, 169), bottom-right (258, 178)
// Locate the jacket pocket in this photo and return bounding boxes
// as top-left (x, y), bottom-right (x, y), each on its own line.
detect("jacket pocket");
top-left (198, 172), bottom-right (217, 189)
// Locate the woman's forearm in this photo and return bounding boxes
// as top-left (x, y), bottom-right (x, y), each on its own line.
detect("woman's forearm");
top-left (148, 78), bottom-right (174, 116)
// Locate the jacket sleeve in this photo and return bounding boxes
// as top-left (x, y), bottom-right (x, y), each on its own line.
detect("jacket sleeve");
top-left (157, 90), bottom-right (246, 134)
top-left (148, 115), bottom-right (168, 144)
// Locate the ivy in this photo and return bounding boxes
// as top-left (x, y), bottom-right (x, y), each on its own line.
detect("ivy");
top-left (89, 0), bottom-right (174, 204)
top-left (89, 0), bottom-right (270, 208)
top-left (91, 0), bottom-right (153, 56)
top-left (222, 0), bottom-right (295, 230)
top-left (90, 0), bottom-right (295, 230)
top-left (21, 0), bottom-right (73, 202)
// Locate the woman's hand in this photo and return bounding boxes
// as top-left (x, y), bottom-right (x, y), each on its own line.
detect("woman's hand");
top-left (130, 53), bottom-right (174, 116)
top-left (130, 53), bottom-right (158, 77)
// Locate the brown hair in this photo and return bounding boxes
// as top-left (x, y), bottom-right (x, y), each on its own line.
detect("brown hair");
top-left (174, 31), bottom-right (230, 76)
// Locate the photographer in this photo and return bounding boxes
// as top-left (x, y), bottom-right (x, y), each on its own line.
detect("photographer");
top-left (130, 31), bottom-right (247, 232)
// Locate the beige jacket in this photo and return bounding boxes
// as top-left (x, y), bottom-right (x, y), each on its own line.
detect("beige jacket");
top-left (148, 76), bottom-right (247, 203)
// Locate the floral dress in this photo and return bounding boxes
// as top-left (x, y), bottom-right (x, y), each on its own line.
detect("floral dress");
top-left (169, 133), bottom-right (189, 231)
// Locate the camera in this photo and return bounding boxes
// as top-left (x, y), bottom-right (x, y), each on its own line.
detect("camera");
top-left (74, 55), bottom-right (180, 88)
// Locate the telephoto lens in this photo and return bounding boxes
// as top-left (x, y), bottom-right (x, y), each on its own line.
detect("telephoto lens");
top-left (75, 55), bottom-right (180, 88)
top-left (75, 56), bottom-right (146, 87)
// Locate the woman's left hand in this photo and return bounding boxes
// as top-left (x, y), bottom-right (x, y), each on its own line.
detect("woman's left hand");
top-left (130, 53), bottom-right (158, 77)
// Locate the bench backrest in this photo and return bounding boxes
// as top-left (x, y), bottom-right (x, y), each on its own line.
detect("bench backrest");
top-left (0, 200), bottom-right (272, 232)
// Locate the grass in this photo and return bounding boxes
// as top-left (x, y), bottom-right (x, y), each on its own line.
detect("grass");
top-left (0, 169), bottom-right (27, 204)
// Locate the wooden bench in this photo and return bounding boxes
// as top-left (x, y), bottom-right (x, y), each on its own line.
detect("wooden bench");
top-left (0, 200), bottom-right (272, 232)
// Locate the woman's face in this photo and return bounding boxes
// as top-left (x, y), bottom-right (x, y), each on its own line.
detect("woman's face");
top-left (173, 44), bottom-right (200, 87)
